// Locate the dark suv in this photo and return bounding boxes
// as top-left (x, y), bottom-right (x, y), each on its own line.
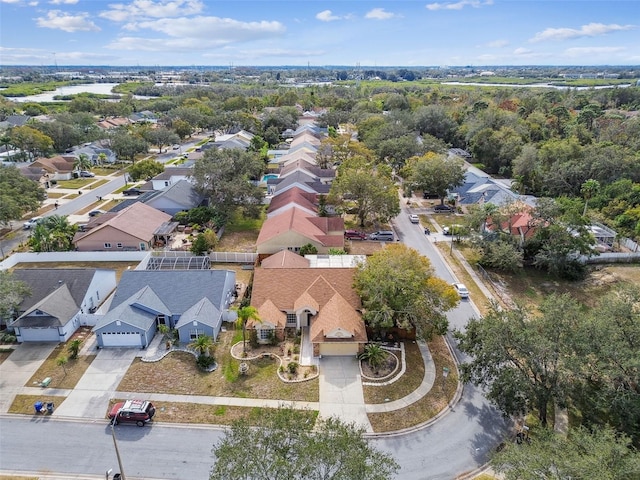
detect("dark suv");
top-left (122, 187), bottom-right (143, 196)
top-left (109, 400), bottom-right (156, 427)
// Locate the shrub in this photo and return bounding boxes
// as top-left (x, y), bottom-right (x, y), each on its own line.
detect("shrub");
top-left (287, 362), bottom-right (298, 374)
top-left (197, 355), bottom-right (215, 370)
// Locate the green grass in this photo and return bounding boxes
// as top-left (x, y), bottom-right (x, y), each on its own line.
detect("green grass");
top-left (0, 80), bottom-right (72, 97)
top-left (56, 178), bottom-right (94, 189)
top-left (224, 208), bottom-right (266, 233)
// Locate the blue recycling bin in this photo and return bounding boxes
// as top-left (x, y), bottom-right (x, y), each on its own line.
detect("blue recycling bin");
top-left (34, 401), bottom-right (43, 414)
top-left (46, 402), bottom-right (54, 414)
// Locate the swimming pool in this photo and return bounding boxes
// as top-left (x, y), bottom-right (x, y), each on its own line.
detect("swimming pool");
top-left (261, 174), bottom-right (279, 182)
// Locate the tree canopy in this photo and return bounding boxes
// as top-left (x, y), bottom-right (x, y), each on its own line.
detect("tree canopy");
top-left (354, 243), bottom-right (458, 340)
top-left (328, 156), bottom-right (399, 227)
top-left (28, 215), bottom-right (77, 252)
top-left (210, 407), bottom-right (399, 480)
top-left (191, 147), bottom-right (264, 219)
top-left (0, 165), bottom-right (46, 227)
top-left (402, 153), bottom-right (465, 205)
top-left (0, 270), bottom-right (30, 322)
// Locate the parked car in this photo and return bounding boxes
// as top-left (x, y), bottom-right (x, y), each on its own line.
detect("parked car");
top-left (172, 144), bottom-right (180, 150)
top-left (369, 230), bottom-right (395, 241)
top-left (443, 224), bottom-right (465, 236)
top-left (344, 229), bottom-right (367, 240)
top-left (408, 214), bottom-right (420, 224)
top-left (109, 399), bottom-right (156, 427)
top-left (79, 170), bottom-right (95, 178)
top-left (452, 283), bottom-right (469, 299)
top-left (23, 217), bottom-right (43, 230)
top-left (433, 204), bottom-right (453, 213)
top-left (122, 187), bottom-right (143, 196)
top-left (88, 209), bottom-right (105, 217)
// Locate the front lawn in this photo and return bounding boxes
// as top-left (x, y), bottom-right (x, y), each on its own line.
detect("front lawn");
top-left (8, 394), bottom-right (67, 415)
top-left (116, 330), bottom-right (319, 402)
top-left (367, 336), bottom-right (458, 433)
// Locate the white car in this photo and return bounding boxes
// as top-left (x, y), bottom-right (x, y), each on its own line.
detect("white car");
top-left (453, 283), bottom-right (469, 299)
top-left (408, 214), bottom-right (420, 224)
top-left (23, 217), bottom-right (43, 230)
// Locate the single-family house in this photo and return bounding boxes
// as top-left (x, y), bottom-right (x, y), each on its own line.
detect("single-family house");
top-left (69, 144), bottom-right (117, 165)
top-left (29, 155), bottom-right (76, 181)
top-left (256, 207), bottom-right (344, 254)
top-left (271, 171), bottom-right (332, 196)
top-left (93, 269), bottom-right (236, 348)
top-left (10, 268), bottom-right (116, 343)
top-left (149, 166), bottom-right (193, 190)
top-left (129, 110), bottom-right (158, 124)
top-left (97, 116), bottom-right (131, 130)
top-left (452, 167), bottom-right (536, 208)
top-left (142, 179), bottom-right (206, 216)
top-left (278, 159), bottom-right (335, 185)
top-left (267, 150), bottom-right (317, 171)
top-left (266, 187), bottom-right (317, 218)
top-left (73, 202), bottom-right (173, 251)
top-left (250, 252), bottom-right (367, 357)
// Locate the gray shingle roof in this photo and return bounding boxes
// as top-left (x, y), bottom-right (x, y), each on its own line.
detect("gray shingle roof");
top-left (109, 270), bottom-right (234, 315)
top-left (12, 283), bottom-right (78, 328)
top-left (13, 268), bottom-right (97, 311)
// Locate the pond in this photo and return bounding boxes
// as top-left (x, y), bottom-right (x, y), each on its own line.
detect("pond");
top-left (6, 83), bottom-right (120, 102)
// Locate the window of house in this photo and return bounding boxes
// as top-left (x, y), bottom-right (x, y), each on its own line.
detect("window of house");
top-left (258, 328), bottom-right (272, 341)
top-left (189, 329), bottom-right (204, 340)
top-left (117, 243), bottom-right (123, 248)
top-left (104, 243), bottom-right (112, 248)
top-left (286, 313), bottom-right (297, 326)
top-left (157, 315), bottom-right (166, 326)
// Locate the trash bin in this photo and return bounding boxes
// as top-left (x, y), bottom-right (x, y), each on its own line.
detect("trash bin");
top-left (113, 474), bottom-right (121, 480)
top-left (46, 402), bottom-right (54, 414)
top-left (34, 401), bottom-right (43, 414)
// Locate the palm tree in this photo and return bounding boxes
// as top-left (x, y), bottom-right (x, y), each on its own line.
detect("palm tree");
top-left (97, 152), bottom-right (107, 166)
top-left (188, 334), bottom-right (214, 358)
top-left (67, 339), bottom-right (82, 360)
top-left (358, 343), bottom-right (389, 375)
top-left (56, 356), bottom-right (68, 378)
top-left (581, 179), bottom-right (601, 217)
top-left (74, 153), bottom-right (92, 173)
top-left (233, 306), bottom-right (261, 354)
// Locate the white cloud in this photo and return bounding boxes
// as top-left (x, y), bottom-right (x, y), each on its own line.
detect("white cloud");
top-left (426, 0), bottom-right (493, 11)
top-left (365, 8), bottom-right (401, 20)
top-left (530, 23), bottom-right (635, 42)
top-left (36, 10), bottom-right (100, 32)
top-left (0, 0), bottom-right (23, 4)
top-left (563, 46), bottom-right (625, 57)
top-left (108, 16), bottom-right (284, 51)
top-left (28, 0), bottom-right (38, 4)
top-left (513, 47), bottom-right (534, 55)
top-left (203, 48), bottom-right (325, 61)
top-left (0, 46), bottom-right (116, 64)
top-left (316, 9), bottom-right (342, 22)
top-left (49, 0), bottom-right (78, 4)
top-left (486, 39), bottom-right (508, 48)
top-left (100, 0), bottom-right (204, 22)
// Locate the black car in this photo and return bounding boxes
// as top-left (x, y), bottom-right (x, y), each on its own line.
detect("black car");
top-left (122, 188), bottom-right (143, 196)
top-left (433, 204), bottom-right (453, 213)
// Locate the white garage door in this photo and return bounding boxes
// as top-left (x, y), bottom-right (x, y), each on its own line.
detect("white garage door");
top-left (101, 331), bottom-right (141, 347)
top-left (319, 342), bottom-right (359, 357)
top-left (20, 328), bottom-right (60, 342)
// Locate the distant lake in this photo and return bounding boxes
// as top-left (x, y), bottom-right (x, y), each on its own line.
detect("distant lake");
top-left (442, 81), bottom-right (631, 90)
top-left (6, 83), bottom-right (120, 102)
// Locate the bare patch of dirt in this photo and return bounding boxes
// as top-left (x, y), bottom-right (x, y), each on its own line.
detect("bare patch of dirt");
top-left (217, 230), bottom-right (258, 252)
top-left (360, 354), bottom-right (398, 378)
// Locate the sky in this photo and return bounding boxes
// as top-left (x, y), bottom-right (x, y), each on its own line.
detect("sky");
top-left (0, 0), bottom-right (639, 67)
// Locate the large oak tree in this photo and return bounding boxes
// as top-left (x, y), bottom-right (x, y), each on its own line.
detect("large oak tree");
top-left (354, 243), bottom-right (458, 340)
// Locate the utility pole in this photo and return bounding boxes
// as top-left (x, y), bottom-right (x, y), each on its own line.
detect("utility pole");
top-left (111, 423), bottom-right (126, 480)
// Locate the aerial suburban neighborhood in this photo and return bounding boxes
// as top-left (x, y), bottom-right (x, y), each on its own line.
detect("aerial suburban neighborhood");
top-left (1, 3), bottom-right (640, 478)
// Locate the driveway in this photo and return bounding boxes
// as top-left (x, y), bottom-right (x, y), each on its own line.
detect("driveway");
top-left (0, 343), bottom-right (57, 413)
top-left (319, 356), bottom-right (372, 433)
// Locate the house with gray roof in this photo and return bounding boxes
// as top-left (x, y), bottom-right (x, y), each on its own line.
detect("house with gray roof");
top-left (142, 179), bottom-right (206, 216)
top-left (272, 171), bottom-right (331, 196)
top-left (10, 268), bottom-right (116, 343)
top-left (93, 269), bottom-right (236, 348)
top-left (451, 167), bottom-right (537, 208)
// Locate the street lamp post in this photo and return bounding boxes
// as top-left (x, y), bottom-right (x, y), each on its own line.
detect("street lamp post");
top-left (442, 366), bottom-right (450, 391)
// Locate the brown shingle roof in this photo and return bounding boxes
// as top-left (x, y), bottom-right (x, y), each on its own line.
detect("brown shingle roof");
top-left (251, 267), bottom-right (360, 312)
top-left (73, 202), bottom-right (171, 244)
top-left (266, 187), bottom-right (317, 215)
top-left (257, 207), bottom-right (344, 247)
top-left (310, 293), bottom-right (367, 343)
top-left (260, 250), bottom-right (310, 268)
top-left (253, 299), bottom-right (286, 328)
